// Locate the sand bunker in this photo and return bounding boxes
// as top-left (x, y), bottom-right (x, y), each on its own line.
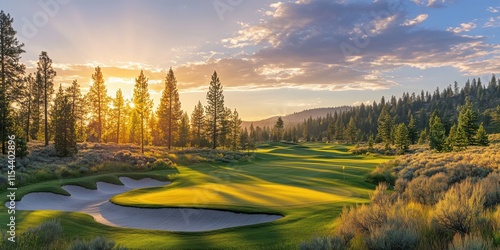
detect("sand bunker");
top-left (9, 177), bottom-right (282, 232)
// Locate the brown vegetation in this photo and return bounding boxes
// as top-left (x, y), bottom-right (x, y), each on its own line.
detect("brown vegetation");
top-left (303, 137), bottom-right (500, 249)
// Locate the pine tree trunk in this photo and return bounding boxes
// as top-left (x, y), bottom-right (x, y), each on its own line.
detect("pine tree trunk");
top-left (98, 92), bottom-right (101, 143)
top-left (0, 50), bottom-right (5, 154)
top-left (117, 107), bottom-right (120, 144)
top-left (141, 114), bottom-right (144, 154)
top-left (168, 91), bottom-right (172, 150)
top-left (44, 70), bottom-right (49, 146)
top-left (26, 94), bottom-right (31, 142)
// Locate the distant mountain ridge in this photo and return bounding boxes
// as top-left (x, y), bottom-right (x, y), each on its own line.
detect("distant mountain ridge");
top-left (242, 106), bottom-right (352, 129)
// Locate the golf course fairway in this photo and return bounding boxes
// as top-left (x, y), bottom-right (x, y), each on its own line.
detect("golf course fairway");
top-left (1, 143), bottom-right (392, 249)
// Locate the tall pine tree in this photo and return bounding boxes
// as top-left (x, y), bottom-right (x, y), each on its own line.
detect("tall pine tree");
top-left (190, 101), bottom-right (205, 147)
top-left (476, 123), bottom-right (489, 146)
top-left (377, 106), bottom-right (393, 148)
top-left (429, 111), bottom-right (446, 152)
top-left (229, 109), bottom-right (242, 151)
top-left (177, 111), bottom-right (190, 148)
top-left (111, 89), bottom-right (126, 143)
top-left (156, 68), bottom-right (181, 150)
top-left (87, 66), bottom-right (109, 143)
top-left (66, 80), bottom-right (85, 142)
top-left (133, 70), bottom-right (153, 153)
top-left (0, 11), bottom-right (25, 154)
top-left (394, 123), bottom-right (410, 154)
top-left (205, 71), bottom-right (225, 149)
top-left (37, 51), bottom-right (56, 146)
top-left (457, 98), bottom-right (478, 145)
top-left (53, 85), bottom-right (77, 157)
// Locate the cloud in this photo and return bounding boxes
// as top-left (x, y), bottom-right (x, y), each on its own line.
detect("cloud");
top-left (411, 0), bottom-right (449, 8)
top-left (353, 100), bottom-right (373, 106)
top-left (484, 17), bottom-right (500, 28)
top-left (402, 14), bottom-right (429, 26)
top-left (47, 0), bottom-right (496, 96)
top-left (447, 22), bottom-right (477, 33)
top-left (214, 0), bottom-right (489, 89)
top-left (487, 7), bottom-right (499, 13)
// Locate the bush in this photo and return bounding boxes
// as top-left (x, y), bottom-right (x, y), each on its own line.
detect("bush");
top-left (70, 237), bottom-right (128, 250)
top-left (299, 236), bottom-right (346, 250)
top-left (366, 163), bottom-right (396, 186)
top-left (0, 220), bottom-right (64, 250)
top-left (479, 172), bottom-right (500, 208)
top-left (448, 233), bottom-right (492, 250)
top-left (148, 159), bottom-right (174, 171)
top-left (405, 173), bottom-right (448, 205)
top-left (365, 221), bottom-right (419, 250)
top-left (432, 179), bottom-right (485, 235)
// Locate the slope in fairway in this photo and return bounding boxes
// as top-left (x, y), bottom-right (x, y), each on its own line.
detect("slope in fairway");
top-left (113, 143), bottom-right (388, 210)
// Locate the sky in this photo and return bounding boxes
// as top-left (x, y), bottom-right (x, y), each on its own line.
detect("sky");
top-left (2, 0), bottom-right (500, 121)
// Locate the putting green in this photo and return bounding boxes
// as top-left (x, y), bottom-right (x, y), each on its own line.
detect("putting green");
top-left (1, 143), bottom-right (392, 249)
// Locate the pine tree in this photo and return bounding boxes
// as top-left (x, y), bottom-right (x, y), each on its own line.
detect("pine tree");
top-left (219, 107), bottom-right (232, 149)
top-left (418, 128), bottom-right (428, 145)
top-left (240, 127), bottom-right (249, 152)
top-left (111, 89), bottom-right (125, 143)
top-left (177, 111), bottom-right (190, 148)
top-left (491, 105), bottom-right (500, 132)
top-left (229, 109), bottom-right (242, 151)
top-left (0, 11), bottom-right (25, 154)
top-left (156, 68), bottom-right (181, 150)
top-left (190, 101), bottom-right (205, 147)
top-left (53, 86), bottom-right (77, 157)
top-left (429, 112), bottom-right (446, 152)
top-left (344, 117), bottom-right (358, 144)
top-left (21, 74), bottom-right (35, 142)
top-left (205, 71), bottom-right (225, 149)
top-left (273, 117), bottom-right (284, 141)
top-left (87, 66), bottom-right (109, 143)
top-left (377, 106), bottom-right (393, 148)
top-left (453, 124), bottom-right (468, 151)
top-left (368, 134), bottom-right (374, 149)
top-left (37, 51), bottom-right (56, 146)
top-left (394, 123), bottom-right (410, 154)
top-left (408, 114), bottom-right (418, 144)
top-left (66, 80), bottom-right (85, 142)
top-left (457, 98), bottom-right (478, 145)
top-left (445, 124), bottom-right (456, 152)
top-left (149, 111), bottom-right (160, 145)
top-left (133, 70), bottom-right (153, 153)
top-left (476, 123), bottom-right (489, 146)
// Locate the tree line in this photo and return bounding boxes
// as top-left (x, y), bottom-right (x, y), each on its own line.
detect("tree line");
top-left (0, 11), bottom-right (253, 157)
top-left (278, 76), bottom-right (499, 153)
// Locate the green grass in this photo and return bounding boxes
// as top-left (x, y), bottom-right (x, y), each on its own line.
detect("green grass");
top-left (0, 142), bottom-right (392, 249)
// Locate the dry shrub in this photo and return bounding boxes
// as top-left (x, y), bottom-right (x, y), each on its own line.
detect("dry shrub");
top-left (365, 219), bottom-right (419, 250)
top-left (479, 172), bottom-right (500, 208)
top-left (432, 179), bottom-right (485, 236)
top-left (406, 173), bottom-right (448, 205)
top-left (448, 233), bottom-right (492, 250)
top-left (335, 183), bottom-right (426, 248)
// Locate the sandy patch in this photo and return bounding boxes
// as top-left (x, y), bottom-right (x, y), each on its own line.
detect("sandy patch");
top-left (9, 178), bottom-right (281, 232)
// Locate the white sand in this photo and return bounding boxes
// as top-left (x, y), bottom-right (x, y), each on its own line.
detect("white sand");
top-left (9, 178), bottom-right (282, 232)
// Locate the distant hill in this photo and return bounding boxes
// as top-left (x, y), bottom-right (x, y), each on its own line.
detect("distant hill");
top-left (242, 106), bottom-right (352, 129)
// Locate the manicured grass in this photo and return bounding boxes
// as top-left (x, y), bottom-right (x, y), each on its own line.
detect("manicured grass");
top-left (1, 143), bottom-right (391, 249)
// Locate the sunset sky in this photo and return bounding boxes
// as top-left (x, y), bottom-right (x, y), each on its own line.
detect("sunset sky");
top-left (3, 0), bottom-right (500, 120)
